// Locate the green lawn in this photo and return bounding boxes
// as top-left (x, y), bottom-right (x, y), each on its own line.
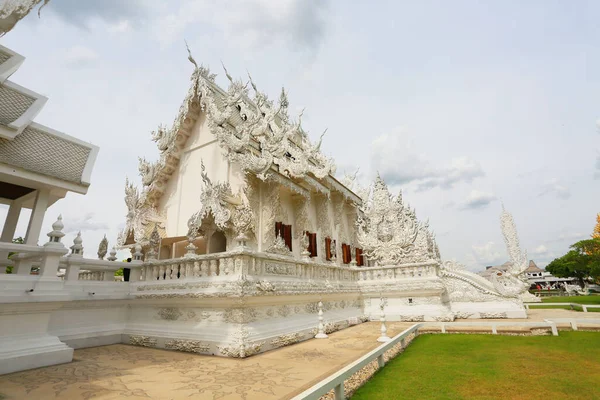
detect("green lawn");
top-left (526, 295), bottom-right (600, 312)
top-left (352, 332), bottom-right (600, 400)
top-left (540, 295), bottom-right (600, 304)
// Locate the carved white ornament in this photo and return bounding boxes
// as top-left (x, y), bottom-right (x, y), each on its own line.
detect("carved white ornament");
top-left (195, 60), bottom-right (336, 182)
top-left (187, 160), bottom-right (233, 236)
top-left (357, 176), bottom-right (432, 266)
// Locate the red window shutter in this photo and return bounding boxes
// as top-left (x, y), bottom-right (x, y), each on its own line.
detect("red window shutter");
top-left (283, 224), bottom-right (292, 251)
top-left (325, 237), bottom-right (331, 261)
top-left (310, 233), bottom-right (318, 257)
top-left (356, 248), bottom-right (364, 266)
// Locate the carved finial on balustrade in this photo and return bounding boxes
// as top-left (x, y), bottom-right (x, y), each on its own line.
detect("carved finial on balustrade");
top-left (97, 235), bottom-right (108, 260)
top-left (107, 247), bottom-right (117, 262)
top-left (315, 301), bottom-right (328, 339)
top-left (45, 215), bottom-right (65, 246)
top-left (185, 235), bottom-right (197, 258)
top-left (70, 232), bottom-right (84, 256)
top-left (132, 243), bottom-right (143, 261)
top-left (377, 295), bottom-right (390, 343)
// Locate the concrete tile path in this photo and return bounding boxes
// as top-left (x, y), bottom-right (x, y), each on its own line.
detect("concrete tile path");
top-left (0, 309), bottom-right (597, 400)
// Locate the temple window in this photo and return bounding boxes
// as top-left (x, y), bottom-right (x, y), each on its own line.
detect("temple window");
top-left (305, 231), bottom-right (317, 257)
top-left (356, 248), bottom-right (364, 266)
top-left (341, 243), bottom-right (352, 264)
top-left (275, 222), bottom-right (293, 251)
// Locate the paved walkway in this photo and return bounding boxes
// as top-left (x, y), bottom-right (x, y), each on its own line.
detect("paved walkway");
top-left (0, 310), bottom-right (597, 400)
top-left (0, 322), bottom-right (414, 400)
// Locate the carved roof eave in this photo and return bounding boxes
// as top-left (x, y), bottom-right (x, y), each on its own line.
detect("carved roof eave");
top-left (299, 172), bottom-right (330, 197)
top-left (142, 81), bottom-right (204, 206)
top-left (324, 175), bottom-right (362, 205)
top-left (265, 168), bottom-right (310, 198)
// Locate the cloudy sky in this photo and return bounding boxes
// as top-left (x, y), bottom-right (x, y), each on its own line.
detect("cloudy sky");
top-left (1, 0), bottom-right (599, 269)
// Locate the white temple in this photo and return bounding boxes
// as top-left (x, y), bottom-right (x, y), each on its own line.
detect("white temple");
top-left (0, 29), bottom-right (539, 374)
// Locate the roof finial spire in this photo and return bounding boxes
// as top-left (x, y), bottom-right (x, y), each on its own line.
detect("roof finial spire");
top-left (184, 40), bottom-right (198, 69)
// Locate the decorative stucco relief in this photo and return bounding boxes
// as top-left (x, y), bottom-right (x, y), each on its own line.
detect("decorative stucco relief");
top-left (129, 335), bottom-right (157, 348)
top-left (165, 339), bottom-right (210, 353)
top-left (271, 333), bottom-right (302, 348)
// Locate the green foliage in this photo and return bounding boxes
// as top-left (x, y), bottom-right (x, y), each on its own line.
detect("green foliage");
top-left (114, 268), bottom-right (124, 276)
top-left (546, 238), bottom-right (600, 286)
top-left (353, 332), bottom-right (600, 400)
top-left (5, 237), bottom-right (24, 274)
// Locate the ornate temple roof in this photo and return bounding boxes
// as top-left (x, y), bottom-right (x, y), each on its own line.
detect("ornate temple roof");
top-left (134, 51), bottom-right (362, 209)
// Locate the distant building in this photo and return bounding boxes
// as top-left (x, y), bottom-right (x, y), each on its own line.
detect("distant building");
top-left (478, 260), bottom-right (575, 288)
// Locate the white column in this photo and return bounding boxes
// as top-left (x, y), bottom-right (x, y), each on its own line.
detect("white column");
top-left (0, 201), bottom-right (22, 263)
top-left (1, 201), bottom-right (21, 243)
top-left (24, 189), bottom-right (50, 245)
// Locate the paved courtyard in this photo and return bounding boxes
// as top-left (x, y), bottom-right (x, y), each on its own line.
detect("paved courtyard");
top-left (0, 310), bottom-right (597, 400)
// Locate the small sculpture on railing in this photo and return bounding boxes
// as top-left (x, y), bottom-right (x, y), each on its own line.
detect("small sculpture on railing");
top-left (350, 244), bottom-right (357, 267)
top-left (46, 215), bottom-right (65, 246)
top-left (107, 247), bottom-right (118, 262)
top-left (377, 295), bottom-right (390, 343)
top-left (330, 239), bottom-right (337, 263)
top-left (132, 243), bottom-right (143, 261)
top-left (70, 232), bottom-right (84, 256)
top-left (300, 233), bottom-right (311, 261)
top-left (97, 235), bottom-right (108, 260)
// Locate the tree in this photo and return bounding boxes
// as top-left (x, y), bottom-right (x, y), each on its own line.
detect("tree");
top-left (5, 236), bottom-right (24, 274)
top-left (593, 213), bottom-right (600, 239)
top-left (546, 238), bottom-right (600, 286)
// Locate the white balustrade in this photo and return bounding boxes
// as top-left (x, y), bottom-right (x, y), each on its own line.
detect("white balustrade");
top-left (135, 250), bottom-right (360, 283)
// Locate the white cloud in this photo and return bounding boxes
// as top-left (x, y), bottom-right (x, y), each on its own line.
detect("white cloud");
top-left (467, 241), bottom-right (504, 266)
top-left (538, 178), bottom-right (570, 199)
top-left (62, 213), bottom-right (109, 235)
top-left (155, 0), bottom-right (330, 50)
top-left (371, 132), bottom-right (484, 191)
top-left (64, 45), bottom-right (99, 67)
top-left (47, 0), bottom-right (147, 29)
top-left (460, 190), bottom-right (496, 210)
top-left (107, 20), bottom-right (131, 34)
top-left (532, 244), bottom-right (548, 254)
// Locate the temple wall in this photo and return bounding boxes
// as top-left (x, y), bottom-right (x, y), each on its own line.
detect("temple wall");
top-left (160, 112), bottom-right (243, 238)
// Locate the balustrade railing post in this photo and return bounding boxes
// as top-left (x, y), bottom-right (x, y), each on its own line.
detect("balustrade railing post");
top-left (571, 321), bottom-right (578, 331)
top-left (103, 270), bottom-right (114, 281)
top-left (334, 382), bottom-right (344, 400)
